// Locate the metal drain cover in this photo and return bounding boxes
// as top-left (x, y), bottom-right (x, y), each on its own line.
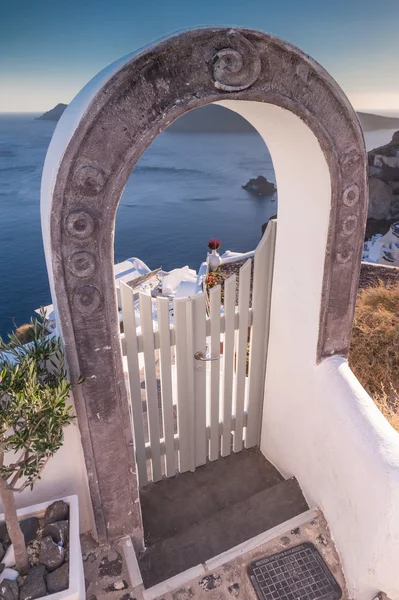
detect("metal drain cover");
top-left (248, 543), bottom-right (342, 600)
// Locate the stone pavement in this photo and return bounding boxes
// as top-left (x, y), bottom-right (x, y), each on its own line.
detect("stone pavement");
top-left (82, 510), bottom-right (350, 600)
top-left (81, 533), bottom-right (137, 600)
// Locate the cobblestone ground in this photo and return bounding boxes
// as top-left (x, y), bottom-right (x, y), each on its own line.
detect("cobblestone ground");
top-left (81, 533), bottom-right (138, 600)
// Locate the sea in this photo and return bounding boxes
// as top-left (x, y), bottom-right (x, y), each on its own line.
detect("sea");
top-left (0, 113), bottom-right (396, 338)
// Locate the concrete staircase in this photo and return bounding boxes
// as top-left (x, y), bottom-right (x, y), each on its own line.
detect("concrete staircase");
top-left (138, 448), bottom-right (309, 588)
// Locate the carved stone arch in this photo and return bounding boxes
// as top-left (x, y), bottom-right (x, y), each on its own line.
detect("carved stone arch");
top-left (42, 27), bottom-right (367, 544)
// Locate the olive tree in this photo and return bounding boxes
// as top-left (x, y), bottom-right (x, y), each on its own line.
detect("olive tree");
top-left (0, 314), bottom-right (79, 574)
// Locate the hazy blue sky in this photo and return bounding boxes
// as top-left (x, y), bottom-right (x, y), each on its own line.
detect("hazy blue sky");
top-left (1, 0), bottom-right (398, 113)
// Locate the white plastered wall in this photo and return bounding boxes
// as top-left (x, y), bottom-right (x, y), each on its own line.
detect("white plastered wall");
top-left (219, 100), bottom-right (399, 600)
top-left (0, 413), bottom-right (94, 532)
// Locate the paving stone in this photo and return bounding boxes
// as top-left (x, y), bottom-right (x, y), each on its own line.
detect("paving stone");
top-left (103, 581), bottom-right (128, 593)
top-left (227, 583), bottom-right (240, 597)
top-left (39, 536), bottom-right (65, 572)
top-left (46, 563), bottom-right (69, 594)
top-left (0, 579), bottom-right (19, 600)
top-left (198, 575), bottom-right (222, 592)
top-left (20, 565), bottom-right (47, 600)
top-left (42, 521), bottom-right (69, 545)
top-left (44, 501), bottom-right (69, 525)
top-left (98, 554), bottom-right (123, 578)
top-left (82, 536), bottom-right (138, 600)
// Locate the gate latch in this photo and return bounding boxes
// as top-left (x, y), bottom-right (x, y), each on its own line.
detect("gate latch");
top-left (194, 351), bottom-right (220, 362)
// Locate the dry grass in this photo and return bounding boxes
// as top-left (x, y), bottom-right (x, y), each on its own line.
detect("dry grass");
top-left (349, 282), bottom-right (399, 431)
top-left (14, 323), bottom-right (35, 344)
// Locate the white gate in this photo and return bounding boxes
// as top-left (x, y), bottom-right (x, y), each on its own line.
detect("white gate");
top-left (120, 221), bottom-right (276, 487)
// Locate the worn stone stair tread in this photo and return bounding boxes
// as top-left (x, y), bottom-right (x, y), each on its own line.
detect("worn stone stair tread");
top-left (138, 476), bottom-right (309, 588)
top-left (140, 448), bottom-right (284, 546)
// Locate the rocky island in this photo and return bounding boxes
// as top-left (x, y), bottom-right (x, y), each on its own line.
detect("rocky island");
top-left (242, 175), bottom-right (277, 197)
top-left (36, 103), bottom-right (67, 121)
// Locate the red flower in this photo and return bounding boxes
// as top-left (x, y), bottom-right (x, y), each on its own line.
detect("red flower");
top-left (208, 238), bottom-right (221, 250)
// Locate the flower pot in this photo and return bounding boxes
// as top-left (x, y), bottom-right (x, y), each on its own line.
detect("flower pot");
top-left (0, 495), bottom-right (84, 600)
top-left (207, 249), bottom-right (221, 271)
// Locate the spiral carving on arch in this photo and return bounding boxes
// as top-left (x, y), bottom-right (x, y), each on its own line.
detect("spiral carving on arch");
top-left (73, 285), bottom-right (102, 314)
top-left (210, 33), bottom-right (261, 92)
top-left (341, 214), bottom-right (358, 237)
top-left (336, 242), bottom-right (354, 264)
top-left (73, 163), bottom-right (106, 196)
top-left (68, 250), bottom-right (97, 278)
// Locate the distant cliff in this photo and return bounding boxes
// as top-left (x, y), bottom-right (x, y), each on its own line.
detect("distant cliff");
top-left (36, 103), bottom-right (68, 121)
top-left (357, 112), bottom-right (399, 132)
top-left (36, 103), bottom-right (399, 133)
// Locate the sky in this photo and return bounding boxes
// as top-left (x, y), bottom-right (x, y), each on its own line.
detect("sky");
top-left (0, 0), bottom-right (398, 114)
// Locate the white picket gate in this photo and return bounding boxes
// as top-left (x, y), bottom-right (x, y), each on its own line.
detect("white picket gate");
top-left (120, 220), bottom-right (276, 487)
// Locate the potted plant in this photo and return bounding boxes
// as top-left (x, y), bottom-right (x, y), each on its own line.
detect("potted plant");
top-left (207, 238), bottom-right (222, 271)
top-left (0, 314), bottom-right (83, 598)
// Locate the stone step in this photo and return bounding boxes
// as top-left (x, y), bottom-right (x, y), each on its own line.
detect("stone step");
top-left (138, 476), bottom-right (309, 588)
top-left (139, 448), bottom-right (284, 546)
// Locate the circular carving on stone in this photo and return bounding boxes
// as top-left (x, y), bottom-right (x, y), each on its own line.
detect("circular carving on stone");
top-left (73, 164), bottom-right (106, 196)
top-left (341, 214), bottom-right (358, 237)
top-left (72, 285), bottom-right (102, 314)
top-left (342, 184), bottom-right (360, 207)
top-left (339, 150), bottom-right (362, 175)
top-left (68, 251), bottom-right (96, 278)
top-left (210, 33), bottom-right (261, 91)
top-left (65, 209), bottom-right (95, 239)
top-left (336, 243), bottom-right (354, 264)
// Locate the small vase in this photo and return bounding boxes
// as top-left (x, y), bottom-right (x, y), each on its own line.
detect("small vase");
top-left (208, 249), bottom-right (221, 271)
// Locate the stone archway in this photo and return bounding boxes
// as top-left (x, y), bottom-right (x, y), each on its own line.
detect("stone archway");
top-left (41, 27), bottom-right (367, 545)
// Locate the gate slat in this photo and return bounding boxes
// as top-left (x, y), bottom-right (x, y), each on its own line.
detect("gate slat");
top-left (209, 284), bottom-right (221, 461)
top-left (193, 293), bottom-right (207, 467)
top-left (233, 259), bottom-right (251, 453)
top-left (246, 220), bottom-right (277, 448)
top-left (186, 299), bottom-right (196, 472)
top-left (157, 296), bottom-right (176, 478)
top-left (174, 298), bottom-right (191, 473)
top-left (120, 282), bottom-right (148, 487)
top-left (221, 275), bottom-right (236, 457)
top-left (139, 292), bottom-right (162, 482)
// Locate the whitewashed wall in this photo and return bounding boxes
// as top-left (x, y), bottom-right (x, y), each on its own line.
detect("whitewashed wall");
top-left (219, 100), bottom-right (399, 599)
top-left (0, 392), bottom-right (94, 532)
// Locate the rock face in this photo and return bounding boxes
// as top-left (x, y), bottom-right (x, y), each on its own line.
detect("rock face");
top-left (0, 579), bottom-right (19, 600)
top-left (43, 500), bottom-right (69, 525)
top-left (46, 563), bottom-right (69, 594)
top-left (367, 131), bottom-right (399, 237)
top-left (36, 103), bottom-right (67, 121)
top-left (39, 536), bottom-right (66, 572)
top-left (368, 177), bottom-right (394, 219)
top-left (19, 518), bottom-right (40, 545)
top-left (242, 176), bottom-right (277, 197)
top-left (42, 521), bottom-right (69, 545)
top-left (20, 565), bottom-right (47, 600)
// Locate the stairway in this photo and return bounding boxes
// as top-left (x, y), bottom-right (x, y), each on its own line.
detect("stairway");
top-left (138, 448), bottom-right (309, 588)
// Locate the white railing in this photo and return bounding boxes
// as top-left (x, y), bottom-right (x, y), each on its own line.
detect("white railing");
top-left (120, 220), bottom-right (277, 486)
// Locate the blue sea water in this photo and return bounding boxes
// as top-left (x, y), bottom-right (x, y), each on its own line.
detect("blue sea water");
top-left (0, 113), bottom-right (277, 337)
